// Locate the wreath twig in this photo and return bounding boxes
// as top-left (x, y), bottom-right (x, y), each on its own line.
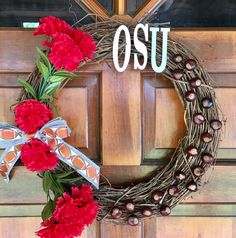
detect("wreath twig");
top-left (18, 20), bottom-right (223, 225)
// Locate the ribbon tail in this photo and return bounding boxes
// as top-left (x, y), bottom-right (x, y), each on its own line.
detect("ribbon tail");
top-left (0, 124), bottom-right (26, 148)
top-left (55, 139), bottom-right (100, 189)
top-left (0, 145), bottom-right (21, 183)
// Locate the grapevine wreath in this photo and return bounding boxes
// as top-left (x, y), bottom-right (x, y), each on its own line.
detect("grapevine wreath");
top-left (0, 16), bottom-right (223, 237)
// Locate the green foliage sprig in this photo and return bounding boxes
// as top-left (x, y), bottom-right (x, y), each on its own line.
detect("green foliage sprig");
top-left (19, 48), bottom-right (77, 104)
top-left (41, 170), bottom-right (82, 220)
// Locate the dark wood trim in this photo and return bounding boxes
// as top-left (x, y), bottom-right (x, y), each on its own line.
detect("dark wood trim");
top-left (133, 0), bottom-right (167, 23)
top-left (114, 0), bottom-right (126, 15)
top-left (75, 0), bottom-right (110, 21)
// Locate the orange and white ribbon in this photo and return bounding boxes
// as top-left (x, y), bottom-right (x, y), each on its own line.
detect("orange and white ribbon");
top-left (0, 118), bottom-right (100, 188)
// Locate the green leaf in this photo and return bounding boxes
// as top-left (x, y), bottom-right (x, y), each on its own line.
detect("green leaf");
top-left (54, 171), bottom-right (74, 179)
top-left (43, 82), bottom-right (61, 95)
top-left (51, 181), bottom-right (64, 196)
top-left (49, 173), bottom-right (64, 195)
top-left (49, 75), bottom-right (66, 83)
top-left (54, 70), bottom-right (77, 78)
top-left (58, 177), bottom-right (82, 184)
top-left (39, 82), bottom-right (61, 102)
top-left (36, 47), bottom-right (51, 72)
top-left (39, 94), bottom-right (54, 102)
top-left (41, 200), bottom-right (56, 221)
top-left (43, 171), bottom-right (52, 194)
top-left (18, 79), bottom-right (37, 99)
top-left (36, 61), bottom-right (49, 80)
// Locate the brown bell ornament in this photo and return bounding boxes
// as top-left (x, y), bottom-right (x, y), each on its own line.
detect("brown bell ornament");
top-left (201, 153), bottom-right (214, 164)
top-left (173, 54), bottom-right (183, 63)
top-left (186, 181), bottom-right (198, 192)
top-left (125, 200), bottom-right (135, 212)
top-left (201, 132), bottom-right (213, 143)
top-left (160, 205), bottom-right (171, 216)
top-left (185, 59), bottom-right (197, 70)
top-left (186, 145), bottom-right (198, 156)
top-left (172, 69), bottom-right (184, 80)
top-left (185, 91), bottom-right (196, 102)
top-left (192, 166), bottom-right (204, 177)
top-left (168, 185), bottom-right (180, 197)
top-left (128, 216), bottom-right (139, 226)
top-left (111, 207), bottom-right (123, 219)
top-left (201, 97), bottom-right (213, 109)
top-left (142, 207), bottom-right (153, 217)
top-left (152, 190), bottom-right (164, 203)
top-left (189, 77), bottom-right (201, 88)
top-left (174, 170), bottom-right (186, 181)
top-left (193, 113), bottom-right (205, 125)
top-left (210, 120), bottom-right (222, 130)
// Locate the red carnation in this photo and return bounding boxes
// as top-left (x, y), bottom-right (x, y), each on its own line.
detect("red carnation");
top-left (14, 99), bottom-right (53, 134)
top-left (48, 33), bottom-right (84, 72)
top-left (70, 29), bottom-right (96, 61)
top-left (34, 16), bottom-right (96, 72)
top-left (21, 139), bottom-right (58, 172)
top-left (71, 185), bottom-right (93, 206)
top-left (36, 185), bottom-right (99, 238)
top-left (36, 217), bottom-right (84, 238)
top-left (34, 16), bottom-right (71, 37)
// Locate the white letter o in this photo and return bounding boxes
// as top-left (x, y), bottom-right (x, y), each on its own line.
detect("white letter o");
top-left (113, 25), bottom-right (131, 72)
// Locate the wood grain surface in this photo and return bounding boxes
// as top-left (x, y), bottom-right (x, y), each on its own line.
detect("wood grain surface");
top-left (102, 65), bottom-right (142, 165)
top-left (1, 29), bottom-right (236, 238)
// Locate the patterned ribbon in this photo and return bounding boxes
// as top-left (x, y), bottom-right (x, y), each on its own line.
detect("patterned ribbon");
top-left (0, 118), bottom-right (100, 188)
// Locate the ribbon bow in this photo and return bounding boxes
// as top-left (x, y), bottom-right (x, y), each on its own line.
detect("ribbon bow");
top-left (0, 118), bottom-right (100, 188)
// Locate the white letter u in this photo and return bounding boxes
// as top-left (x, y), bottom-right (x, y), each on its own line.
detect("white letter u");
top-left (150, 27), bottom-right (170, 73)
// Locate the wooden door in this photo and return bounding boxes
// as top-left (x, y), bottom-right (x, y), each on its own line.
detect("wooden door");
top-left (1, 29), bottom-right (236, 238)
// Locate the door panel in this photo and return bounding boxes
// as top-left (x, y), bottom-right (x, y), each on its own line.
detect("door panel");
top-left (0, 88), bottom-right (21, 123)
top-left (101, 222), bottom-right (142, 238)
top-left (144, 218), bottom-right (236, 238)
top-left (1, 30), bottom-right (236, 238)
top-left (0, 218), bottom-right (99, 238)
top-left (1, 165), bottom-right (236, 208)
top-left (0, 30), bottom-right (43, 72)
top-left (102, 66), bottom-right (141, 165)
top-left (143, 81), bottom-right (185, 158)
top-left (57, 75), bottom-right (100, 159)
